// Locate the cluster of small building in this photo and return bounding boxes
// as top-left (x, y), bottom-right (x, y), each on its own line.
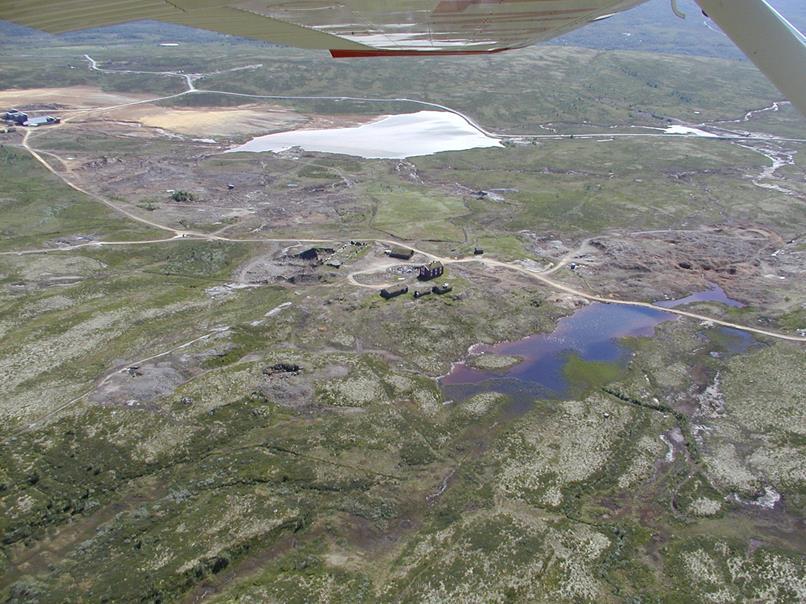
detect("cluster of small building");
top-left (3, 109), bottom-right (61, 127)
top-left (381, 246), bottom-right (462, 300)
top-left (380, 281), bottom-right (452, 300)
top-left (289, 241), bottom-right (475, 302)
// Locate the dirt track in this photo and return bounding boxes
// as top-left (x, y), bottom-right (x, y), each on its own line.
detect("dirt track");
top-left (9, 56), bottom-right (805, 347)
top-left (17, 125), bottom-right (806, 345)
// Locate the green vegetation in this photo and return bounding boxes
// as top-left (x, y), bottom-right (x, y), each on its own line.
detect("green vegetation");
top-left (705, 344), bottom-right (806, 512)
top-left (0, 24), bottom-right (803, 604)
top-left (0, 147), bottom-right (161, 250)
top-left (170, 190), bottom-right (196, 203)
top-left (664, 537), bottom-right (805, 602)
top-left (473, 233), bottom-right (532, 260)
top-left (777, 306), bottom-right (806, 332)
top-left (369, 184), bottom-right (468, 241)
top-left (563, 354), bottom-right (623, 397)
top-left (196, 46), bottom-right (784, 132)
top-left (467, 353), bottom-right (523, 371)
top-left (413, 139), bottom-right (798, 236)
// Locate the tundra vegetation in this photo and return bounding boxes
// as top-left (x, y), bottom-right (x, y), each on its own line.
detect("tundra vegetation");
top-left (0, 20), bottom-right (804, 603)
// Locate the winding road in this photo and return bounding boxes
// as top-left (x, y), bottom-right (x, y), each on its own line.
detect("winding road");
top-left (9, 55), bottom-right (806, 346)
top-left (24, 55), bottom-right (806, 145)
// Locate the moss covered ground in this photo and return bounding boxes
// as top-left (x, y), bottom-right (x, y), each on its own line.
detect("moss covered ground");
top-left (0, 29), bottom-right (804, 603)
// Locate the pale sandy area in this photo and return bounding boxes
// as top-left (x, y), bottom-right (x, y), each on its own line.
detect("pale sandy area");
top-left (4, 85), bottom-right (374, 138)
top-left (0, 86), bottom-right (155, 109)
top-left (125, 105), bottom-right (306, 136)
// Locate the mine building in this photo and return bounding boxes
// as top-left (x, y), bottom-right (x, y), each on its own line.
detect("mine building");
top-left (4, 110), bottom-right (28, 125)
top-left (474, 247), bottom-right (484, 255)
top-left (418, 260), bottom-right (444, 281)
top-left (297, 247), bottom-right (335, 262)
top-left (432, 283), bottom-right (452, 295)
top-left (380, 284), bottom-right (408, 299)
top-left (386, 246), bottom-right (414, 260)
top-left (24, 115), bottom-right (60, 127)
top-left (413, 288), bottom-right (432, 299)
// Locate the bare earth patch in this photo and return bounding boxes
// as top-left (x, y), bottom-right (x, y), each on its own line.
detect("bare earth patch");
top-left (122, 104), bottom-right (306, 137)
top-left (0, 86), bottom-right (155, 109)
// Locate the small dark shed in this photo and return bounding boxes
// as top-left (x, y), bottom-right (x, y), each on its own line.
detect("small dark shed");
top-left (380, 284), bottom-right (408, 299)
top-left (432, 283), bottom-right (452, 295)
top-left (387, 246), bottom-right (414, 260)
top-left (413, 288), bottom-right (432, 299)
top-left (418, 260), bottom-right (444, 281)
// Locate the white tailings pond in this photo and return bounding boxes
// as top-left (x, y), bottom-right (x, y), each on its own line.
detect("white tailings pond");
top-left (663, 125), bottom-right (719, 137)
top-left (227, 110), bottom-right (503, 159)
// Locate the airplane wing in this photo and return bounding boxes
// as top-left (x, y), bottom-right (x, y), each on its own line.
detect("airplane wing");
top-left (0, 1), bottom-right (647, 53)
top-left (1, 0), bottom-right (804, 114)
top-left (695, 0), bottom-right (806, 117)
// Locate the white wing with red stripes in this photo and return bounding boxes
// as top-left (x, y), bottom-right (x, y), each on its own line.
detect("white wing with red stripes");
top-left (1, 0), bottom-right (804, 113)
top-left (0, 1), bottom-right (649, 54)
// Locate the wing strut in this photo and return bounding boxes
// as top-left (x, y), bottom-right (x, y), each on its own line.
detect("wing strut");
top-left (695, 0), bottom-right (806, 116)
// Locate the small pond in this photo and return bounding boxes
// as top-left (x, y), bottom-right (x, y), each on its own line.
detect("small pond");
top-left (441, 284), bottom-right (752, 405)
top-left (655, 282), bottom-right (744, 309)
top-left (441, 303), bottom-right (671, 403)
